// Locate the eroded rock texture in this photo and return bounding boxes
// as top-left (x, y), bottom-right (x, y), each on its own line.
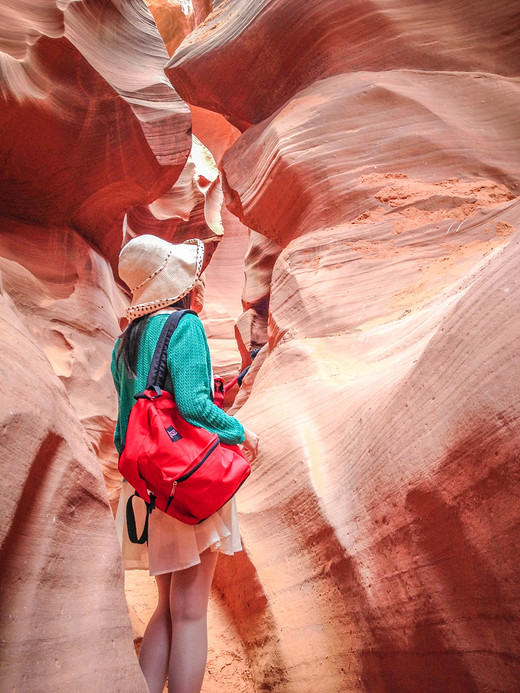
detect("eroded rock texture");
top-left (165, 1), bottom-right (520, 691)
top-left (0, 0), bottom-right (190, 690)
top-left (166, 0), bottom-right (520, 127)
top-left (0, 227), bottom-right (127, 508)
top-left (0, 0), bottom-right (191, 266)
top-left (232, 225), bottom-right (520, 693)
top-left (0, 275), bottom-right (145, 690)
top-left (1, 0), bottom-right (520, 691)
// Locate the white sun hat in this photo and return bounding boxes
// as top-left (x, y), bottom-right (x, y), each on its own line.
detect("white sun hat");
top-left (118, 235), bottom-right (204, 322)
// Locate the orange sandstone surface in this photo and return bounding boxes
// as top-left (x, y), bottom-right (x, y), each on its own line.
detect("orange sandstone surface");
top-left (1, 0), bottom-right (520, 692)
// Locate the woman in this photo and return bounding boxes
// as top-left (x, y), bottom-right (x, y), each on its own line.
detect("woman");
top-left (112, 235), bottom-right (259, 693)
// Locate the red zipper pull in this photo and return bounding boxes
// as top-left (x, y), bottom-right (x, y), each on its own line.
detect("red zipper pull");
top-left (170, 480), bottom-right (178, 497)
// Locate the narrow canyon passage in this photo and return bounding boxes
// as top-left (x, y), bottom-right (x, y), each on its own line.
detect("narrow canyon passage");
top-left (1, 1), bottom-right (519, 692)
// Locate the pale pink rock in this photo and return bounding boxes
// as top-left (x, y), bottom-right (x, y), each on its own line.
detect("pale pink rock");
top-left (0, 284), bottom-right (146, 691)
top-left (124, 136), bottom-right (227, 247)
top-left (236, 231), bottom-right (282, 359)
top-left (166, 0), bottom-right (520, 127)
top-left (163, 1), bottom-right (520, 690)
top-left (2, 0), bottom-right (520, 691)
top-left (220, 71), bottom-right (520, 247)
top-left (201, 206), bottom-right (250, 389)
top-left (232, 225), bottom-right (520, 692)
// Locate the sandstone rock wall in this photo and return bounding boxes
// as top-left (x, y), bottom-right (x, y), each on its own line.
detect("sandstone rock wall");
top-left (165, 1), bottom-right (520, 691)
top-left (166, 0), bottom-right (520, 127)
top-left (1, 0), bottom-right (519, 691)
top-left (0, 0), bottom-right (191, 689)
top-left (0, 2), bottom-right (250, 689)
top-left (0, 271), bottom-right (146, 691)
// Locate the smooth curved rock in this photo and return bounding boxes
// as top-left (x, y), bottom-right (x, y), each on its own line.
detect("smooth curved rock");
top-left (145, 0), bottom-right (212, 56)
top-left (125, 135), bottom-right (226, 245)
top-left (189, 104), bottom-right (241, 166)
top-left (220, 71), bottom-right (520, 246)
top-left (0, 223), bottom-right (126, 507)
top-left (0, 285), bottom-right (145, 691)
top-left (233, 231), bottom-right (282, 359)
top-left (0, 0), bottom-right (191, 266)
top-left (268, 187), bottom-right (518, 346)
top-left (164, 4), bottom-right (520, 689)
top-left (0, 1), bottom-right (191, 689)
top-left (234, 226), bottom-right (520, 692)
top-left (2, 0), bottom-right (520, 691)
top-left (166, 0), bottom-right (520, 126)
top-left (201, 205), bottom-right (250, 392)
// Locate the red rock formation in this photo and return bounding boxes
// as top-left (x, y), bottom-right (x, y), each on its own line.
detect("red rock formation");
top-left (0, 280), bottom-right (146, 690)
top-left (0, 225), bottom-right (126, 506)
top-left (219, 71), bottom-right (520, 247)
top-left (228, 221), bottom-right (520, 693)
top-left (189, 104), bottom-right (241, 166)
top-left (2, 0), bottom-right (520, 691)
top-left (235, 231), bottom-right (282, 362)
top-left (0, 1), bottom-right (190, 690)
top-left (0, 0), bottom-right (191, 267)
top-left (146, 0), bottom-right (212, 56)
top-left (166, 0), bottom-right (520, 127)
top-left (164, 1), bottom-right (520, 691)
top-left (125, 135), bottom-right (225, 245)
top-left (201, 206), bottom-right (250, 394)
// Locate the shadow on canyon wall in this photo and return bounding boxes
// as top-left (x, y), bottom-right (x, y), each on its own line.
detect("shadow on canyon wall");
top-left (1, 0), bottom-right (520, 691)
top-left (360, 420), bottom-right (520, 692)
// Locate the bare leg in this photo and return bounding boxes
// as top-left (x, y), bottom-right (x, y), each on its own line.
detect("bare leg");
top-left (168, 549), bottom-right (219, 693)
top-left (139, 572), bottom-right (172, 693)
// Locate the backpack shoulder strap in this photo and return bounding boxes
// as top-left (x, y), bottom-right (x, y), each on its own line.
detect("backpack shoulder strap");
top-left (146, 309), bottom-right (197, 390)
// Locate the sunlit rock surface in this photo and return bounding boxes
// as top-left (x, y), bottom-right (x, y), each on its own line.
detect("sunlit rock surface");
top-left (123, 131), bottom-right (250, 389)
top-left (220, 71), bottom-right (520, 246)
top-left (125, 134), bottom-right (226, 244)
top-left (165, 0), bottom-right (520, 691)
top-left (1, 0), bottom-right (519, 691)
top-left (232, 228), bottom-right (520, 693)
top-left (166, 0), bottom-right (520, 127)
top-left (0, 0), bottom-right (189, 690)
top-left (146, 0), bottom-right (212, 56)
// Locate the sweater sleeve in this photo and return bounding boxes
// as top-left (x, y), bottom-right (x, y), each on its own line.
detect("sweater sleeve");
top-left (168, 314), bottom-right (245, 445)
top-left (111, 343), bottom-right (126, 455)
top-left (110, 344), bottom-right (122, 454)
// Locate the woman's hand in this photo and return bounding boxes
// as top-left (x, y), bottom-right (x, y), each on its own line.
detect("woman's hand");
top-left (241, 428), bottom-right (259, 463)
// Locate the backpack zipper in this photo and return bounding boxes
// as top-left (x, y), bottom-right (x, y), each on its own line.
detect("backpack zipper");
top-left (165, 481), bottom-right (177, 512)
top-left (177, 439), bottom-right (219, 482)
top-left (164, 439), bottom-right (219, 512)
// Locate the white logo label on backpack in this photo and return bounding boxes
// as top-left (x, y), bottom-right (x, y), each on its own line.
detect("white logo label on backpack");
top-left (165, 425), bottom-right (182, 442)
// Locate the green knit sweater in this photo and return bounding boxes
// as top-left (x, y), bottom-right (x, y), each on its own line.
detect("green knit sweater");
top-left (111, 311), bottom-right (245, 454)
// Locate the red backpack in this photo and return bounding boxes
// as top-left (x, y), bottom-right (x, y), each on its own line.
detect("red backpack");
top-left (119, 310), bottom-right (251, 543)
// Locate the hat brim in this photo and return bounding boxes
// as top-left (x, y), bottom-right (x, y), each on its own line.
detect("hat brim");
top-left (123, 238), bottom-right (204, 321)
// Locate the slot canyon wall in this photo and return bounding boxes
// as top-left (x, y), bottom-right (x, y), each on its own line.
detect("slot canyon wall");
top-left (1, 1), bottom-right (520, 692)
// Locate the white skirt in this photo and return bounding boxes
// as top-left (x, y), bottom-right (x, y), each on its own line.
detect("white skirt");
top-left (115, 480), bottom-right (242, 575)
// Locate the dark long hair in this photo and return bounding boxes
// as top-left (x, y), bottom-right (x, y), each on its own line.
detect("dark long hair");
top-left (116, 293), bottom-right (192, 377)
